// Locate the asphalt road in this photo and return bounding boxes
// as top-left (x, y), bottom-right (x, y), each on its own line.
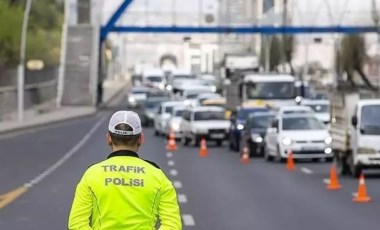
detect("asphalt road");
top-left (1, 96), bottom-right (380, 229)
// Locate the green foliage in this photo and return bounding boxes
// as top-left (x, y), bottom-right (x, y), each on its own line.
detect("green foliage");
top-left (0, 0), bottom-right (23, 67)
top-left (0, 0), bottom-right (63, 68)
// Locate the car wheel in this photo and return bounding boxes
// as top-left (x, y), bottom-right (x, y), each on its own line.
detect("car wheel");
top-left (348, 153), bottom-right (361, 178)
top-left (264, 146), bottom-right (274, 162)
top-left (181, 136), bottom-right (189, 146)
top-left (216, 140), bottom-right (223, 146)
top-left (276, 145), bottom-right (286, 163)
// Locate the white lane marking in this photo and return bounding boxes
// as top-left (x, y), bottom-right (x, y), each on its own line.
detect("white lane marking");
top-left (300, 167), bottom-right (313, 175)
top-left (24, 116), bottom-right (107, 188)
top-left (169, 169), bottom-right (178, 176)
top-left (323, 178), bottom-right (330, 185)
top-left (168, 160), bottom-right (175, 167)
top-left (178, 194), bottom-right (188, 203)
top-left (352, 192), bottom-right (358, 197)
top-left (182, 214), bottom-right (195, 226)
top-left (166, 152), bottom-right (173, 158)
top-left (173, 181), bottom-right (182, 189)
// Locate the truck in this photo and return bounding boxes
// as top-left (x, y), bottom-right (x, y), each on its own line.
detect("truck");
top-left (330, 89), bottom-right (380, 177)
top-left (222, 54), bottom-right (297, 110)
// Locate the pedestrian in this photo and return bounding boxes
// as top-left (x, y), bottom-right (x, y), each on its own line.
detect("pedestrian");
top-left (68, 111), bottom-right (182, 229)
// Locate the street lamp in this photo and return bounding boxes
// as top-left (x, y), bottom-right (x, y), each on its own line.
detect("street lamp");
top-left (17, 0), bottom-right (33, 122)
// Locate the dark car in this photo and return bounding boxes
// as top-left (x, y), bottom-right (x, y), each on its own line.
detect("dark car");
top-left (141, 97), bottom-right (170, 126)
top-left (241, 112), bottom-right (275, 157)
top-left (228, 106), bottom-right (269, 152)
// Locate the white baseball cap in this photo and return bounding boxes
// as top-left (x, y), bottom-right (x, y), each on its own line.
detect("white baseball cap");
top-left (108, 111), bottom-right (142, 136)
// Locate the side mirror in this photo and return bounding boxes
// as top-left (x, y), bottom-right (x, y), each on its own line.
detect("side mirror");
top-left (351, 116), bottom-right (358, 128)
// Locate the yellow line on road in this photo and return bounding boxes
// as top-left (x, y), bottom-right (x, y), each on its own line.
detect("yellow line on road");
top-left (0, 186), bottom-right (28, 210)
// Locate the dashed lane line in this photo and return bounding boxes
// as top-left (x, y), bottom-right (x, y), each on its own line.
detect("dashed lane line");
top-left (168, 160), bottom-right (175, 167)
top-left (169, 169), bottom-right (178, 176)
top-left (177, 194), bottom-right (188, 203)
top-left (173, 181), bottom-right (182, 189)
top-left (182, 214), bottom-right (195, 226)
top-left (166, 152), bottom-right (173, 158)
top-left (323, 178), bottom-right (330, 185)
top-left (0, 116), bottom-right (107, 210)
top-left (300, 167), bottom-right (313, 175)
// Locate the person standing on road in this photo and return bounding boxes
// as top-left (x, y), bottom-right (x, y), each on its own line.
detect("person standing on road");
top-left (68, 111), bottom-right (182, 230)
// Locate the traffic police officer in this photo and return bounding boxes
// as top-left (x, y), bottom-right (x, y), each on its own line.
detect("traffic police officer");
top-left (68, 111), bottom-right (182, 230)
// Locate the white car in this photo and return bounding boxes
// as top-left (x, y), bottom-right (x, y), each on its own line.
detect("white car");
top-left (276, 105), bottom-right (315, 115)
top-left (142, 69), bottom-right (166, 90)
top-left (165, 105), bottom-right (186, 138)
top-left (182, 86), bottom-right (214, 106)
top-left (154, 101), bottom-right (184, 136)
top-left (264, 114), bottom-right (332, 161)
top-left (127, 87), bottom-right (150, 107)
top-left (301, 100), bottom-right (330, 124)
top-left (180, 106), bottom-right (230, 146)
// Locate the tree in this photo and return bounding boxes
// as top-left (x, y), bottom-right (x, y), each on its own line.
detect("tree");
top-left (337, 34), bottom-right (376, 90)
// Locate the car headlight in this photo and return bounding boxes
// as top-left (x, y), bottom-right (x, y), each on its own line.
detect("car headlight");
top-left (357, 147), bottom-right (377, 155)
top-left (171, 123), bottom-right (180, 131)
top-left (166, 85), bottom-right (173, 91)
top-left (282, 137), bottom-right (292, 146)
top-left (251, 134), bottom-right (263, 143)
top-left (324, 136), bottom-right (332, 145)
top-left (237, 124), bottom-right (244, 130)
top-left (211, 86), bottom-right (217, 92)
top-left (128, 97), bottom-right (136, 103)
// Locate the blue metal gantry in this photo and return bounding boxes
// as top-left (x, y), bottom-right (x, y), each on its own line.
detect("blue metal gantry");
top-left (100, 0), bottom-right (379, 41)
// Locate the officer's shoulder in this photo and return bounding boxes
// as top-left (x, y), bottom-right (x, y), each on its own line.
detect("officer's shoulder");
top-left (143, 159), bottom-right (161, 169)
top-left (87, 161), bottom-right (104, 170)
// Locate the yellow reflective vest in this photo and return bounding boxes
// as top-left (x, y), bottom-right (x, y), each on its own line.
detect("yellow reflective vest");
top-left (68, 150), bottom-right (182, 230)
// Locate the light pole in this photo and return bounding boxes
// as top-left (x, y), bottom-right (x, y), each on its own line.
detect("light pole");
top-left (17, 0), bottom-right (33, 122)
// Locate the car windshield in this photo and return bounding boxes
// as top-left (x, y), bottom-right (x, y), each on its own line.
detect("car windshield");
top-left (174, 110), bottom-right (184, 117)
top-left (282, 117), bottom-right (325, 130)
top-left (146, 76), bottom-right (163, 82)
top-left (238, 108), bottom-right (268, 120)
top-left (194, 111), bottom-right (225, 121)
top-left (360, 105), bottom-right (380, 135)
top-left (251, 115), bottom-right (274, 129)
top-left (131, 88), bottom-right (149, 94)
top-left (246, 82), bottom-right (295, 100)
top-left (186, 94), bottom-right (199, 99)
top-left (173, 74), bottom-right (195, 80)
top-left (283, 110), bottom-right (311, 114)
top-left (307, 104), bottom-right (329, 113)
top-left (165, 106), bottom-right (173, 114)
top-left (295, 85), bottom-right (316, 99)
top-left (144, 100), bottom-right (165, 109)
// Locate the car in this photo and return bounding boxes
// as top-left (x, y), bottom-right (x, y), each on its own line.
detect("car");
top-left (196, 93), bottom-right (223, 105)
top-left (182, 86), bottom-right (215, 106)
top-left (141, 97), bottom-right (170, 126)
top-left (154, 101), bottom-right (184, 136)
top-left (228, 104), bottom-right (270, 152)
top-left (264, 114), bottom-right (333, 162)
top-left (180, 106), bottom-right (230, 146)
top-left (241, 111), bottom-right (275, 157)
top-left (165, 105), bottom-right (186, 138)
top-left (127, 87), bottom-right (150, 108)
top-left (294, 81), bottom-right (317, 99)
top-left (275, 105), bottom-right (314, 115)
top-left (147, 89), bottom-right (171, 100)
top-left (315, 92), bottom-right (328, 100)
top-left (201, 98), bottom-right (226, 108)
top-left (301, 100), bottom-right (330, 124)
top-left (142, 69), bottom-right (166, 90)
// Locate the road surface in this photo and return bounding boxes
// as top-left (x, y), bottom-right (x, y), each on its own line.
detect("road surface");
top-left (1, 95), bottom-right (380, 230)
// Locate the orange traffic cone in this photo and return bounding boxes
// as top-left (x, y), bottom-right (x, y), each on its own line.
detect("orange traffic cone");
top-left (240, 146), bottom-right (250, 164)
top-left (166, 129), bottom-right (177, 151)
top-left (286, 150), bottom-right (295, 171)
top-left (327, 165), bottom-right (342, 190)
top-left (353, 174), bottom-right (371, 203)
top-left (199, 138), bottom-right (208, 158)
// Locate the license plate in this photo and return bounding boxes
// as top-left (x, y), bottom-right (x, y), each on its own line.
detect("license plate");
top-left (211, 134), bottom-right (224, 139)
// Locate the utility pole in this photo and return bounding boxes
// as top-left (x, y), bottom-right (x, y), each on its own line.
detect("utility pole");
top-left (17, 0), bottom-right (33, 122)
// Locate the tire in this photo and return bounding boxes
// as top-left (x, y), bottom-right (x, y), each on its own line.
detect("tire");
top-left (216, 140), bottom-right (223, 146)
top-left (181, 136), bottom-right (189, 146)
top-left (348, 153), bottom-right (362, 178)
top-left (264, 146), bottom-right (274, 162)
top-left (249, 142), bottom-right (256, 157)
top-left (154, 129), bottom-right (159, 136)
top-left (336, 153), bottom-right (349, 176)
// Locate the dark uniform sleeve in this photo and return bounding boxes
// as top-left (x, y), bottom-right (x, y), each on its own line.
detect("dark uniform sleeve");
top-left (158, 173), bottom-right (182, 230)
top-left (68, 172), bottom-right (94, 230)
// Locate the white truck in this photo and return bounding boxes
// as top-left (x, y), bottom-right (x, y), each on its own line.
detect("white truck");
top-left (330, 90), bottom-right (380, 177)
